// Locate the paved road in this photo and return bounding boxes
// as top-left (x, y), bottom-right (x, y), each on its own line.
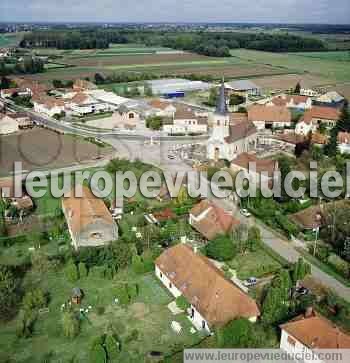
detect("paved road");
top-left (4, 98), bottom-right (350, 301)
top-left (104, 136), bottom-right (350, 302)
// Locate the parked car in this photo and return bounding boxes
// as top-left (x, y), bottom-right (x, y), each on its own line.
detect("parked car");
top-left (296, 286), bottom-right (309, 296)
top-left (243, 277), bottom-right (257, 287)
top-left (240, 209), bottom-right (251, 218)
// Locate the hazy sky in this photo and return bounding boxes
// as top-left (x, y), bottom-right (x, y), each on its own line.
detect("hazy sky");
top-left (1, 0), bottom-right (349, 24)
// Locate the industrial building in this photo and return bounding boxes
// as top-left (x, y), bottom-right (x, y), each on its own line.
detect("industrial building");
top-left (146, 78), bottom-right (211, 96)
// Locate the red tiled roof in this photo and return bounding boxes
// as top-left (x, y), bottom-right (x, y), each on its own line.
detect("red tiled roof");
top-left (248, 105), bottom-right (292, 123)
top-left (156, 244), bottom-right (260, 327)
top-left (281, 313), bottom-right (350, 349)
top-left (190, 200), bottom-right (240, 240)
top-left (231, 152), bottom-right (278, 176)
top-left (301, 106), bottom-right (340, 124)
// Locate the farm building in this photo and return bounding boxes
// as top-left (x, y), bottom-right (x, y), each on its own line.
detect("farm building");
top-left (295, 106), bottom-right (340, 135)
top-left (248, 104), bottom-right (292, 130)
top-left (267, 95), bottom-right (312, 110)
top-left (314, 91), bottom-right (345, 109)
top-left (224, 79), bottom-right (261, 97)
top-left (162, 104), bottom-right (208, 135)
top-left (146, 78), bottom-right (210, 95)
top-left (62, 186), bottom-right (118, 249)
top-left (155, 244), bottom-right (260, 333)
top-left (0, 113), bottom-right (19, 135)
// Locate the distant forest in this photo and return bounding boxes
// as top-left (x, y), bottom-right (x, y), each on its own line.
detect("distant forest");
top-left (20, 29), bottom-right (326, 56)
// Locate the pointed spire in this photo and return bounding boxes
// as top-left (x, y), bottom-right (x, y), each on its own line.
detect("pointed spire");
top-left (216, 77), bottom-right (228, 115)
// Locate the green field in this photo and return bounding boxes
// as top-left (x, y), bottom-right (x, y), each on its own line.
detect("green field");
top-left (230, 49), bottom-right (350, 82)
top-left (0, 33), bottom-right (24, 47)
top-left (289, 51), bottom-right (350, 62)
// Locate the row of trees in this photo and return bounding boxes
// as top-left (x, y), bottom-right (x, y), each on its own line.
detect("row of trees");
top-left (20, 29), bottom-right (326, 56)
top-left (0, 56), bottom-right (45, 77)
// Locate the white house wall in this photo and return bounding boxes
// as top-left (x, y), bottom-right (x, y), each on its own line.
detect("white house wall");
top-left (280, 329), bottom-right (324, 363)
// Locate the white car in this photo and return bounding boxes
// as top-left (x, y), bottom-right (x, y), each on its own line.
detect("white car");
top-left (240, 209), bottom-right (251, 218)
top-left (243, 277), bottom-right (257, 287)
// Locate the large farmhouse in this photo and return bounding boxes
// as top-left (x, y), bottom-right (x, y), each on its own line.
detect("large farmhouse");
top-left (248, 104), bottom-right (292, 130)
top-left (62, 186), bottom-right (118, 249)
top-left (155, 244), bottom-right (260, 333)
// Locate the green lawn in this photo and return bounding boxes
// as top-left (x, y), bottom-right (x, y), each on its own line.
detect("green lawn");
top-left (228, 247), bottom-right (282, 280)
top-left (0, 267), bottom-right (204, 363)
top-left (230, 49), bottom-right (350, 82)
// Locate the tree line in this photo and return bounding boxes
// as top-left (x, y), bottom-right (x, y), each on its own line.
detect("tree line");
top-left (20, 29), bottom-right (326, 57)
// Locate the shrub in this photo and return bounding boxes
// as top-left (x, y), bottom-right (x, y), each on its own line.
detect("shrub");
top-left (217, 318), bottom-right (254, 348)
top-left (78, 262), bottom-right (88, 278)
top-left (327, 254), bottom-right (350, 278)
top-left (126, 283), bottom-right (138, 300)
top-left (175, 296), bottom-right (190, 310)
top-left (125, 329), bottom-right (139, 343)
top-left (96, 306), bottom-right (105, 316)
top-left (115, 285), bottom-right (130, 306)
top-left (89, 344), bottom-right (107, 363)
top-left (22, 288), bottom-right (48, 312)
top-left (61, 312), bottom-right (80, 339)
top-left (105, 334), bottom-right (120, 361)
top-left (206, 235), bottom-right (236, 261)
top-left (65, 261), bottom-right (79, 282)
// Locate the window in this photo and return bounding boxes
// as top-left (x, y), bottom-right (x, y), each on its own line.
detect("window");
top-left (169, 283), bottom-right (172, 289)
top-left (90, 232), bottom-right (103, 239)
top-left (202, 320), bottom-right (206, 329)
top-left (129, 113), bottom-right (134, 119)
top-left (287, 335), bottom-right (296, 347)
top-left (160, 272), bottom-right (163, 278)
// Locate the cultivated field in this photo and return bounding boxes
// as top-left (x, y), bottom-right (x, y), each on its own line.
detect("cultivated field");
top-left (0, 128), bottom-right (112, 176)
top-left (230, 49), bottom-right (350, 82)
top-left (0, 32), bottom-right (24, 47)
top-left (251, 73), bottom-right (331, 93)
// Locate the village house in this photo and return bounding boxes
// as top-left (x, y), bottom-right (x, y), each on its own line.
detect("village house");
top-left (0, 87), bottom-right (32, 99)
top-left (295, 106), bottom-right (340, 135)
top-left (66, 92), bottom-right (109, 116)
top-left (207, 81), bottom-right (257, 162)
top-left (149, 99), bottom-right (177, 118)
top-left (11, 77), bottom-right (48, 96)
top-left (0, 178), bottom-right (34, 219)
top-left (155, 244), bottom-right (260, 333)
top-left (248, 104), bottom-right (292, 131)
top-left (189, 199), bottom-right (240, 240)
top-left (7, 112), bottom-right (33, 129)
top-left (162, 104), bottom-right (208, 135)
top-left (314, 91), bottom-right (345, 109)
top-left (268, 94), bottom-right (312, 110)
top-left (231, 152), bottom-right (279, 186)
top-left (289, 205), bottom-right (324, 232)
top-left (337, 132), bottom-right (350, 154)
top-left (300, 87), bottom-right (319, 98)
top-left (62, 186), bottom-right (118, 249)
top-left (86, 105), bottom-right (140, 130)
top-left (0, 113), bottom-right (19, 135)
top-left (280, 309), bottom-right (350, 362)
top-left (32, 94), bottom-right (67, 118)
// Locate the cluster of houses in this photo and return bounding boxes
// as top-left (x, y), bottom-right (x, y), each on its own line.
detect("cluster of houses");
top-left (0, 111), bottom-right (33, 135)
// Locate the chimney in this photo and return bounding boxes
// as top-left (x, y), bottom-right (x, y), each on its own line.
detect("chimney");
top-left (305, 306), bottom-right (315, 318)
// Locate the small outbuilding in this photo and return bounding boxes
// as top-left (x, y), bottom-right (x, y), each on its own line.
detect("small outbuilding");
top-left (71, 287), bottom-right (83, 305)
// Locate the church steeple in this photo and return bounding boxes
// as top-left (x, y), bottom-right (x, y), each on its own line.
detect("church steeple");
top-left (216, 77), bottom-right (228, 115)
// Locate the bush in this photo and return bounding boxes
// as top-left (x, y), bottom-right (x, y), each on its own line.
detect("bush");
top-left (175, 296), bottom-right (190, 310)
top-left (65, 261), bottom-right (79, 282)
top-left (206, 235), bottom-right (236, 261)
top-left (61, 312), bottom-right (80, 339)
top-left (217, 318), bottom-right (254, 348)
top-left (105, 334), bottom-right (120, 360)
top-left (22, 288), bottom-right (48, 312)
top-left (78, 262), bottom-right (88, 278)
top-left (96, 306), bottom-right (105, 316)
top-left (115, 285), bottom-right (130, 306)
top-left (126, 283), bottom-right (138, 300)
top-left (125, 329), bottom-right (139, 343)
top-left (327, 254), bottom-right (350, 278)
top-left (89, 344), bottom-right (107, 363)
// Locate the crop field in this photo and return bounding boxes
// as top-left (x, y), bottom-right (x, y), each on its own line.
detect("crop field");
top-left (0, 128), bottom-right (112, 176)
top-left (289, 51), bottom-right (350, 62)
top-left (230, 49), bottom-right (350, 82)
top-left (0, 33), bottom-right (24, 47)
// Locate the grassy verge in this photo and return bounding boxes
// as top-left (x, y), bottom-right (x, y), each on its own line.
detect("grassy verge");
top-left (296, 248), bottom-right (350, 288)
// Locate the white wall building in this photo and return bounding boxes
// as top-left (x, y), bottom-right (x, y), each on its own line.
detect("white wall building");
top-left (0, 114), bottom-right (19, 135)
top-left (280, 312), bottom-right (350, 363)
top-left (155, 244), bottom-right (260, 333)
